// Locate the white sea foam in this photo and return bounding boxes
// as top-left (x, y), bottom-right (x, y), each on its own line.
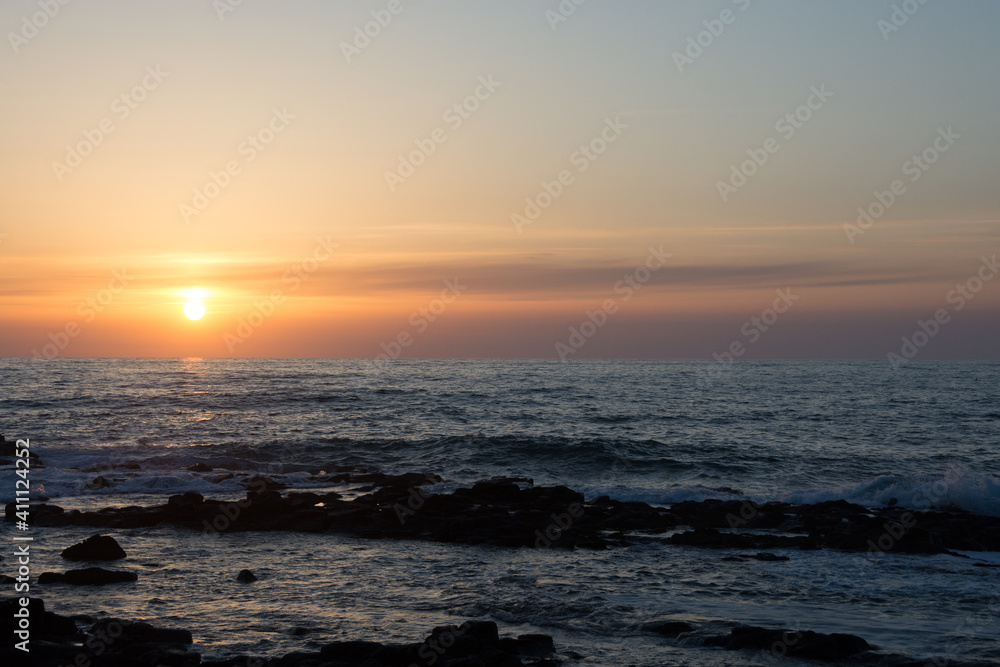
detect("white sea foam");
top-left (580, 468), bottom-right (1000, 517)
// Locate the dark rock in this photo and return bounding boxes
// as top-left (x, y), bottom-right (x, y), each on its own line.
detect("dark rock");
top-left (168, 492), bottom-right (204, 508)
top-left (43, 610), bottom-right (78, 636)
top-left (509, 633), bottom-right (554, 656)
top-left (419, 621), bottom-right (505, 663)
top-left (236, 569), bottom-right (258, 583)
top-left (1, 598), bottom-right (43, 648)
top-left (352, 471), bottom-right (443, 488)
top-left (86, 475), bottom-right (112, 489)
top-left (0, 436), bottom-right (41, 461)
top-left (707, 626), bottom-right (871, 660)
top-left (117, 643), bottom-right (201, 667)
top-left (201, 657), bottom-right (263, 667)
top-left (0, 598), bottom-right (77, 645)
top-left (455, 480), bottom-right (522, 503)
top-left (40, 568), bottom-right (138, 585)
top-left (320, 640), bottom-right (382, 662)
top-left (61, 534), bottom-right (127, 561)
top-left (489, 476), bottom-right (534, 486)
top-left (744, 552), bottom-right (790, 562)
top-left (471, 645), bottom-right (526, 667)
top-left (642, 620), bottom-right (694, 637)
top-left (371, 643), bottom-right (420, 664)
top-left (15, 472), bottom-right (1000, 556)
top-left (460, 620), bottom-right (501, 646)
top-left (668, 527), bottom-right (817, 552)
top-left (270, 651), bottom-right (323, 666)
top-left (668, 527), bottom-right (744, 548)
top-left (212, 473), bottom-right (235, 483)
top-left (5, 501), bottom-right (64, 525)
top-left (522, 484), bottom-right (585, 507)
top-left (246, 475), bottom-right (287, 491)
top-left (186, 463), bottom-right (213, 472)
top-left (91, 618), bottom-right (193, 645)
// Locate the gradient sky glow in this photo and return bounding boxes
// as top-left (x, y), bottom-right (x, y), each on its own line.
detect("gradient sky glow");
top-left (2, 0), bottom-right (998, 360)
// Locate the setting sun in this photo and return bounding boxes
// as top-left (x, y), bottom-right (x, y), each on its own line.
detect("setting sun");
top-left (184, 300), bottom-right (206, 320)
top-left (181, 288), bottom-right (208, 321)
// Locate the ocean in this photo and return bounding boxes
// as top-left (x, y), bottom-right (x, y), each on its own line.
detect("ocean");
top-left (2, 358), bottom-right (999, 665)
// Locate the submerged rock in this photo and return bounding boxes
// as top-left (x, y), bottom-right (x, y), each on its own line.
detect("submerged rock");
top-left (39, 567), bottom-right (138, 586)
top-left (642, 620), bottom-right (695, 637)
top-left (723, 552), bottom-right (791, 562)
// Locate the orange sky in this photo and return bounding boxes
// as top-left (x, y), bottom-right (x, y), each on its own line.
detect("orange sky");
top-left (2, 1), bottom-right (998, 359)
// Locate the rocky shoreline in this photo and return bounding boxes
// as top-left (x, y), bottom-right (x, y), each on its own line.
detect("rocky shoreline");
top-left (3, 589), bottom-right (988, 666)
top-left (8, 470), bottom-right (1000, 556)
top-left (1, 597), bottom-right (566, 667)
top-left (4, 469), bottom-right (999, 664)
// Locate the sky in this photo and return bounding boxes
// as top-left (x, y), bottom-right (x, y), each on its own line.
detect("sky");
top-left (1, 0), bottom-right (998, 360)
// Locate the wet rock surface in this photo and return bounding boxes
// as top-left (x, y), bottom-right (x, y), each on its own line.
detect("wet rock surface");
top-left (9, 472), bottom-right (999, 556)
top-left (1, 601), bottom-right (558, 667)
top-left (3, 598), bottom-right (968, 666)
top-left (38, 567), bottom-right (137, 586)
top-left (60, 535), bottom-right (128, 561)
top-left (704, 625), bottom-right (871, 661)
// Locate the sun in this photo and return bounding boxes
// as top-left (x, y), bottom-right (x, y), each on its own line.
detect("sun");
top-left (184, 300), bottom-right (206, 320)
top-left (180, 288), bottom-right (209, 321)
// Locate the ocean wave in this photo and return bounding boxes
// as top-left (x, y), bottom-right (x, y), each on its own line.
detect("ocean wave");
top-left (574, 469), bottom-right (1000, 517)
top-left (782, 469), bottom-right (1000, 517)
